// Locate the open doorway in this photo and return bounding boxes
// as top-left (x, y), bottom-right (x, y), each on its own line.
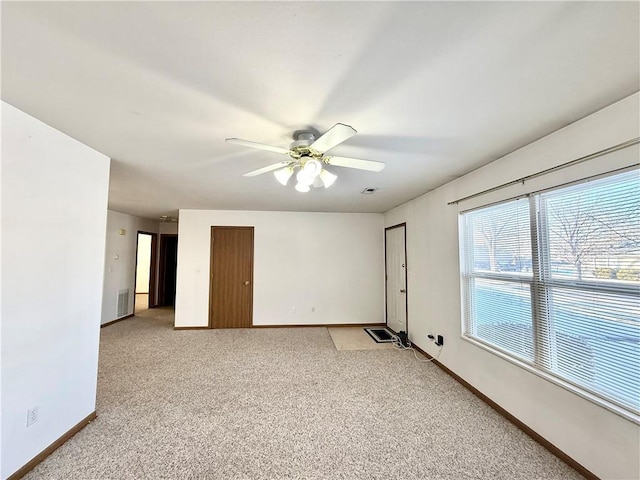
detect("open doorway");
top-left (135, 231), bottom-right (158, 314)
top-left (158, 234), bottom-right (178, 307)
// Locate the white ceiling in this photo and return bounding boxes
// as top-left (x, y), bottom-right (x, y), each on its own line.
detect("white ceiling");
top-left (2, 2), bottom-right (638, 219)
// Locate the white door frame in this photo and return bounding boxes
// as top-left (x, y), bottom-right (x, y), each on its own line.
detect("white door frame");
top-left (385, 223), bottom-right (408, 333)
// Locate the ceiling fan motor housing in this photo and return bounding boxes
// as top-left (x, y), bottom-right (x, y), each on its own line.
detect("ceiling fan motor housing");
top-left (289, 132), bottom-right (322, 160)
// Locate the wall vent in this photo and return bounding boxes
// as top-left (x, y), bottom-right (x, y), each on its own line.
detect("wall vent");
top-left (117, 289), bottom-right (130, 317)
top-left (361, 187), bottom-right (377, 194)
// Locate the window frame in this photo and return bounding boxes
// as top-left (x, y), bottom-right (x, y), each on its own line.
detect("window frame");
top-left (459, 171), bottom-right (640, 424)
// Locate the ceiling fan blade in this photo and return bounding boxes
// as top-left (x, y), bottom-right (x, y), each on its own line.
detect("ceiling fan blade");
top-left (226, 138), bottom-right (290, 155)
top-left (325, 156), bottom-right (385, 172)
top-left (243, 161), bottom-right (293, 177)
top-left (310, 123), bottom-right (357, 153)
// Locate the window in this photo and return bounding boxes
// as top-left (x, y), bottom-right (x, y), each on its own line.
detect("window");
top-left (460, 170), bottom-right (640, 415)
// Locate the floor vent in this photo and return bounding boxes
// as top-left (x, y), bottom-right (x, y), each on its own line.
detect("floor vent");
top-left (117, 289), bottom-right (130, 317)
top-left (364, 328), bottom-right (394, 343)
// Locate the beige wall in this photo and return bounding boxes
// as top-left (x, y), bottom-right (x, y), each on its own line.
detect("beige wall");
top-left (159, 221), bottom-right (178, 235)
top-left (135, 234), bottom-right (152, 293)
top-left (175, 210), bottom-right (384, 328)
top-left (1, 102), bottom-right (110, 479)
top-left (101, 211), bottom-right (158, 323)
top-left (384, 93), bottom-right (640, 479)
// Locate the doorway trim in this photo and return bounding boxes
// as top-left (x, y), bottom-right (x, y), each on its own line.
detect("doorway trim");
top-left (384, 223), bottom-right (408, 334)
top-left (134, 231), bottom-right (158, 309)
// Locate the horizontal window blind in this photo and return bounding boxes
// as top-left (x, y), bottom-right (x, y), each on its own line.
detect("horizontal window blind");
top-left (464, 198), bottom-right (532, 275)
top-left (461, 198), bottom-right (534, 362)
top-left (541, 170), bottom-right (640, 284)
top-left (467, 278), bottom-right (534, 362)
top-left (545, 286), bottom-right (639, 412)
top-left (460, 169), bottom-right (640, 415)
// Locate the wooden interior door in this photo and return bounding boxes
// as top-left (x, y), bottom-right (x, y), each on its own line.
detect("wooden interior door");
top-left (209, 226), bottom-right (254, 328)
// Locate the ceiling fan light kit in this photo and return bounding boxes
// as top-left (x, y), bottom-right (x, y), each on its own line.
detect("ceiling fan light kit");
top-left (319, 169), bottom-right (337, 188)
top-left (273, 167), bottom-right (294, 186)
top-left (295, 182), bottom-right (311, 193)
top-left (227, 123), bottom-right (385, 193)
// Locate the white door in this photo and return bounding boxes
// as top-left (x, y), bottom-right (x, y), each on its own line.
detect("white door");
top-left (385, 225), bottom-right (407, 333)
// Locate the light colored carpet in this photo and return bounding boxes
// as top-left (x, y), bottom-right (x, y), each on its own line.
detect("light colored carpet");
top-left (23, 309), bottom-right (585, 479)
top-left (328, 326), bottom-right (394, 351)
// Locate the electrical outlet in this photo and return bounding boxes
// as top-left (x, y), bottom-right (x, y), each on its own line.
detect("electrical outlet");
top-left (436, 335), bottom-right (444, 346)
top-left (311, 307), bottom-right (315, 313)
top-left (291, 306), bottom-right (296, 313)
top-left (27, 407), bottom-right (38, 426)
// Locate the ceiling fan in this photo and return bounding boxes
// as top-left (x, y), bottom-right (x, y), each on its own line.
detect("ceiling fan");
top-left (226, 123), bottom-right (385, 193)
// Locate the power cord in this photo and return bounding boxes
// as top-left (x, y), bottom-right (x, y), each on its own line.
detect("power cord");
top-left (390, 334), bottom-right (443, 363)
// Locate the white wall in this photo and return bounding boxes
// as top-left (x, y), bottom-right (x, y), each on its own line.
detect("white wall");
top-left (135, 234), bottom-right (152, 293)
top-left (1, 102), bottom-right (110, 479)
top-left (175, 210), bottom-right (384, 327)
top-left (101, 211), bottom-right (158, 324)
top-left (384, 93), bottom-right (640, 480)
top-left (159, 221), bottom-right (178, 235)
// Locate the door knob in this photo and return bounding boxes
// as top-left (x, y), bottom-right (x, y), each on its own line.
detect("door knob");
top-left (244, 281), bottom-right (250, 285)
top-left (400, 289), bottom-right (406, 293)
